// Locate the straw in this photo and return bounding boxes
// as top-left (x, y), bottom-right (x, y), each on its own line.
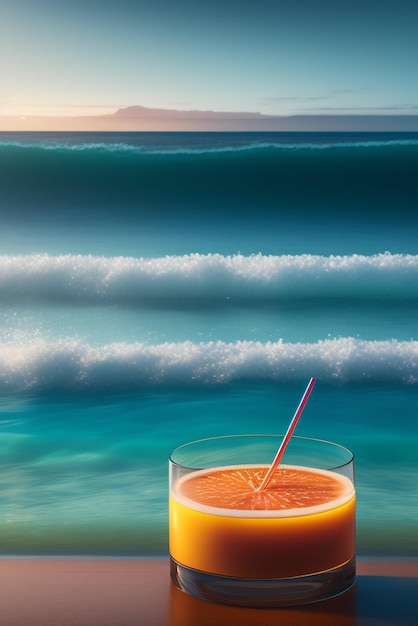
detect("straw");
top-left (256, 377), bottom-right (317, 492)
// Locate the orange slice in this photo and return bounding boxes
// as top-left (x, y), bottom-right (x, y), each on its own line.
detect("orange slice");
top-left (175, 465), bottom-right (353, 515)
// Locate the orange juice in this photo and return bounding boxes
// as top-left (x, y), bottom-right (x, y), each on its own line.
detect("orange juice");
top-left (170, 464), bottom-right (355, 579)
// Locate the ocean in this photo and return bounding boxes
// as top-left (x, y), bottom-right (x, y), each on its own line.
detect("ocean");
top-left (0, 131), bottom-right (417, 558)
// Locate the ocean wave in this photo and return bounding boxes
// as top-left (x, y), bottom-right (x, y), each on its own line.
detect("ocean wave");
top-left (1, 253), bottom-right (417, 304)
top-left (0, 140), bottom-right (148, 155)
top-left (2, 137), bottom-right (416, 222)
top-left (1, 137), bottom-right (418, 156)
top-left (1, 338), bottom-right (417, 391)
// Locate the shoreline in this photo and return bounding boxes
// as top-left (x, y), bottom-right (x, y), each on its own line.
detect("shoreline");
top-left (0, 557), bottom-right (416, 625)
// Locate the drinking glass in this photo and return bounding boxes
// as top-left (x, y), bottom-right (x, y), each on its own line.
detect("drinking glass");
top-left (169, 434), bottom-right (355, 607)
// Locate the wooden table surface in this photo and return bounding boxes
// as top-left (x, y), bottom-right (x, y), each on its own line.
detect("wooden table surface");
top-left (0, 558), bottom-right (417, 626)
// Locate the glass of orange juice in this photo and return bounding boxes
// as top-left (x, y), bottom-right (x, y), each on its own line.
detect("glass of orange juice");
top-left (169, 434), bottom-right (356, 607)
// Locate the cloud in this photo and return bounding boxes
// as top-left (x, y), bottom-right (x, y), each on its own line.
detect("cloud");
top-left (302, 104), bottom-right (418, 112)
top-left (262, 90), bottom-right (418, 114)
top-left (263, 88), bottom-right (373, 105)
top-left (330, 88), bottom-right (373, 95)
top-left (263, 96), bottom-right (333, 102)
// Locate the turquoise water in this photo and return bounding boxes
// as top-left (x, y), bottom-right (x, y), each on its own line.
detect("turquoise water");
top-left (0, 132), bottom-right (417, 556)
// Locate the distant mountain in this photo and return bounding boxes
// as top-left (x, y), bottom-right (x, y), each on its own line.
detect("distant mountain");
top-left (112, 105), bottom-right (275, 119)
top-left (2, 105), bottom-right (418, 131)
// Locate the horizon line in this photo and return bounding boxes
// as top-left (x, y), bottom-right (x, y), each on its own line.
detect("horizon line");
top-left (1, 105), bottom-right (418, 132)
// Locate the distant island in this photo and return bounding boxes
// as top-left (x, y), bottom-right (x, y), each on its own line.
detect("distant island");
top-left (1, 104), bottom-right (418, 131)
top-left (113, 105), bottom-right (272, 120)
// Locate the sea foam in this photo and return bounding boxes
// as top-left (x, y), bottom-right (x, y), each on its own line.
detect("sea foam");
top-left (0, 253), bottom-right (417, 303)
top-left (2, 137), bottom-right (418, 156)
top-left (1, 337), bottom-right (417, 391)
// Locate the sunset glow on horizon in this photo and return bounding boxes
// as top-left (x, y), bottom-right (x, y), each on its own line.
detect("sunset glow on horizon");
top-left (1, 0), bottom-right (418, 131)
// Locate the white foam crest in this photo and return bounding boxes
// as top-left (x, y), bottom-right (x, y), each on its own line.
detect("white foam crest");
top-left (0, 140), bottom-right (143, 154)
top-left (1, 137), bottom-right (417, 155)
top-left (1, 338), bottom-right (417, 391)
top-left (1, 252), bottom-right (418, 303)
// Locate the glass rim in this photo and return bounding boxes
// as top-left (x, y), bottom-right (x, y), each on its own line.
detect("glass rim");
top-left (169, 433), bottom-right (354, 471)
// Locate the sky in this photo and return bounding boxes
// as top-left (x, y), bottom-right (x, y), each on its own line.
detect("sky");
top-left (1, 0), bottom-right (418, 120)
